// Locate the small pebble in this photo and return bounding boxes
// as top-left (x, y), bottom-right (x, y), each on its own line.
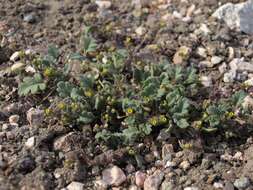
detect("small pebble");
top-left (179, 160), bottom-right (190, 171)
top-left (25, 136), bottom-right (36, 148)
top-left (213, 182), bottom-right (224, 189)
top-left (211, 56), bottom-right (223, 65)
top-left (9, 115), bottom-right (20, 124)
top-left (234, 177), bottom-right (251, 189)
top-left (23, 13), bottom-right (36, 23)
top-left (10, 51), bottom-right (21, 62)
top-left (135, 171), bottom-right (146, 188)
top-left (66, 181), bottom-right (84, 190)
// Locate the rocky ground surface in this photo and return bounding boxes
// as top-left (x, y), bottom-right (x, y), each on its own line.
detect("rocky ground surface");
top-left (1, 0), bottom-right (253, 189)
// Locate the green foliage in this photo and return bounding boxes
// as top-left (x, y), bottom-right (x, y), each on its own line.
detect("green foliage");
top-left (16, 27), bottom-right (250, 148)
top-left (18, 74), bottom-right (46, 96)
top-left (81, 26), bottom-right (97, 54)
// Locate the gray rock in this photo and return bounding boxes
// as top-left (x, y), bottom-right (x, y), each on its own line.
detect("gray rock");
top-left (211, 56), bottom-right (223, 65)
top-left (212, 3), bottom-right (243, 29)
top-left (94, 179), bottom-right (108, 190)
top-left (10, 51), bottom-right (21, 62)
top-left (179, 160), bottom-right (190, 171)
top-left (25, 136), bottom-right (36, 148)
top-left (224, 181), bottom-right (234, 190)
top-left (234, 177), bottom-right (251, 189)
top-left (201, 159), bottom-right (212, 170)
top-left (162, 144), bottom-right (174, 163)
top-left (223, 71), bottom-right (236, 83)
top-left (144, 170), bottom-right (164, 190)
top-left (242, 96), bottom-right (253, 110)
top-left (135, 171), bottom-right (146, 188)
top-left (229, 58), bottom-right (253, 72)
top-left (200, 76), bottom-right (212, 87)
top-left (212, 0), bottom-right (253, 34)
top-left (26, 108), bottom-right (44, 126)
top-left (160, 180), bottom-right (174, 190)
top-left (184, 187), bottom-right (199, 190)
top-left (102, 165), bottom-right (126, 186)
top-left (95, 1), bottom-right (111, 9)
top-left (9, 114), bottom-right (20, 124)
top-left (66, 182), bottom-right (84, 190)
top-left (17, 156), bottom-right (36, 174)
top-left (53, 132), bottom-right (78, 152)
top-left (23, 13), bottom-right (36, 23)
top-left (213, 182), bottom-right (224, 189)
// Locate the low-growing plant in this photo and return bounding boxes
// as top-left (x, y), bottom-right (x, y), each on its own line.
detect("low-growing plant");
top-left (17, 26), bottom-right (251, 148)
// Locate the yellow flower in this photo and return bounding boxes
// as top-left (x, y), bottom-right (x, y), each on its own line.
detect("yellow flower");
top-left (183, 143), bottom-right (193, 149)
top-left (193, 120), bottom-right (202, 129)
top-left (57, 102), bottom-right (66, 110)
top-left (226, 112), bottom-right (235, 118)
top-left (128, 149), bottom-right (136, 155)
top-left (44, 108), bottom-right (52, 116)
top-left (149, 117), bottom-right (158, 126)
top-left (43, 67), bottom-right (55, 77)
top-left (71, 103), bottom-right (79, 111)
top-left (125, 37), bottom-right (132, 44)
top-left (84, 89), bottom-right (93, 97)
top-left (143, 96), bottom-right (150, 103)
top-left (126, 108), bottom-right (134, 115)
top-left (159, 115), bottom-right (167, 124)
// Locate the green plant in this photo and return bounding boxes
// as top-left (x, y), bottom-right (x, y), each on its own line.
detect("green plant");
top-left (16, 27), bottom-right (250, 148)
top-left (18, 73), bottom-right (46, 96)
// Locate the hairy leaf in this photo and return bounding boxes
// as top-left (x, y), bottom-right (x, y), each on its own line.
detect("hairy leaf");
top-left (18, 74), bottom-right (46, 96)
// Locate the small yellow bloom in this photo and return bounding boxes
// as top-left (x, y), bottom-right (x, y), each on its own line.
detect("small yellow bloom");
top-left (44, 108), bottom-right (52, 116)
top-left (193, 120), bottom-right (202, 129)
top-left (159, 115), bottom-right (167, 124)
top-left (149, 117), bottom-right (158, 126)
top-left (143, 96), bottom-right (150, 103)
top-left (84, 89), bottom-right (93, 97)
top-left (125, 37), bottom-right (132, 44)
top-left (183, 143), bottom-right (193, 149)
top-left (43, 67), bottom-right (55, 77)
top-left (226, 112), bottom-right (235, 118)
top-left (126, 108), bottom-right (134, 115)
top-left (128, 149), bottom-right (136, 155)
top-left (71, 103), bottom-right (79, 111)
top-left (57, 102), bottom-right (66, 110)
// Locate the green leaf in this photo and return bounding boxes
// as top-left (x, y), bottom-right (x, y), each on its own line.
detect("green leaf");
top-left (141, 83), bottom-right (158, 97)
top-left (79, 75), bottom-right (94, 89)
top-left (83, 36), bottom-right (97, 53)
top-left (57, 81), bottom-right (75, 98)
top-left (48, 45), bottom-right (59, 59)
top-left (70, 88), bottom-right (83, 101)
top-left (175, 118), bottom-right (189, 129)
top-left (231, 90), bottom-right (247, 107)
top-left (18, 73), bottom-right (46, 96)
top-left (171, 98), bottom-right (190, 118)
top-left (121, 127), bottom-right (140, 143)
top-left (184, 67), bottom-right (198, 84)
top-left (69, 53), bottom-right (86, 61)
top-left (78, 111), bottom-right (95, 124)
top-left (139, 124), bottom-right (152, 135)
top-left (95, 130), bottom-right (112, 141)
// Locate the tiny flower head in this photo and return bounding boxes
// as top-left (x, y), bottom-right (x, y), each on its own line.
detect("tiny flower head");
top-left (159, 115), bottom-right (167, 124)
top-left (126, 108), bottom-right (134, 115)
top-left (84, 89), bottom-right (94, 97)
